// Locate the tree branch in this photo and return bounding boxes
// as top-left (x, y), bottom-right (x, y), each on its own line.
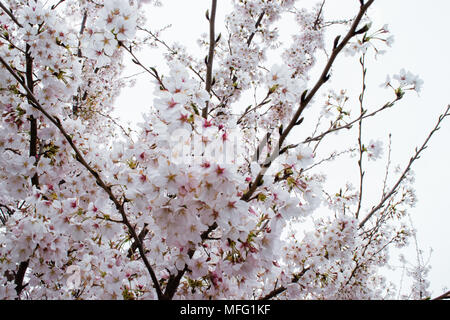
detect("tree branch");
top-left (0, 1), bottom-right (23, 27)
top-left (120, 42), bottom-right (166, 90)
top-left (162, 222), bottom-right (218, 300)
top-left (137, 26), bottom-right (221, 101)
top-left (259, 267), bottom-right (310, 300)
top-left (202, 0), bottom-right (218, 118)
top-left (278, 0), bottom-right (374, 149)
top-left (127, 224), bottom-right (149, 258)
top-left (355, 54), bottom-right (367, 219)
top-left (302, 98), bottom-right (398, 144)
top-left (359, 104), bottom-right (450, 228)
top-left (432, 290), bottom-right (450, 300)
top-left (246, 11), bottom-right (265, 46)
top-left (13, 44), bottom-right (39, 298)
top-left (0, 204), bottom-right (14, 225)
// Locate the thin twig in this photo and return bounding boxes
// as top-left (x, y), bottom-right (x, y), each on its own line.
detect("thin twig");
top-left (359, 105), bottom-right (450, 228)
top-left (137, 26), bottom-right (221, 100)
top-left (304, 148), bottom-right (357, 172)
top-left (95, 110), bottom-right (134, 141)
top-left (247, 11), bottom-right (265, 46)
top-left (0, 55), bottom-right (164, 300)
top-left (313, 0), bottom-right (326, 30)
top-left (432, 290), bottom-right (450, 300)
top-left (51, 0), bottom-right (66, 10)
top-left (119, 42), bottom-right (166, 90)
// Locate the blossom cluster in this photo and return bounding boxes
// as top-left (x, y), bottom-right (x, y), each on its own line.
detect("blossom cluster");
top-left (0, 0), bottom-right (431, 300)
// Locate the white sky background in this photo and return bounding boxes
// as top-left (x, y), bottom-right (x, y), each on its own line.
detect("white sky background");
top-left (114, 0), bottom-right (450, 297)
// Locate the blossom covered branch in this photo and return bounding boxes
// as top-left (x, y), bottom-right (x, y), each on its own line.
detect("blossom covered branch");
top-left (0, 0), bottom-right (447, 300)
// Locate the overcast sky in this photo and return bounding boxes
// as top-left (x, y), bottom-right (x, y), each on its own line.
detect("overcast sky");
top-left (370, 0), bottom-right (450, 297)
top-left (115, 0), bottom-right (450, 297)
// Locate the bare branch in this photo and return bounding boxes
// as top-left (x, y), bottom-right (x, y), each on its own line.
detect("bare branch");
top-left (77, 10), bottom-right (88, 57)
top-left (381, 133), bottom-right (393, 197)
top-left (304, 148), bottom-right (357, 172)
top-left (432, 290), bottom-right (450, 300)
top-left (202, 0), bottom-right (218, 118)
top-left (241, 0), bottom-right (375, 202)
top-left (355, 54), bottom-right (367, 219)
top-left (0, 203), bottom-right (14, 225)
top-left (359, 104), bottom-right (450, 228)
top-left (259, 267), bottom-right (310, 300)
top-left (302, 98), bottom-right (398, 144)
top-left (119, 42), bottom-right (166, 90)
top-left (162, 222), bottom-right (218, 300)
top-left (237, 90), bottom-right (272, 125)
top-left (278, 0), bottom-right (374, 149)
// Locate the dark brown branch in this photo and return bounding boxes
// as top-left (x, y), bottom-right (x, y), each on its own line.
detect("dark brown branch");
top-left (119, 42), bottom-right (166, 90)
top-left (359, 104), bottom-right (450, 228)
top-left (432, 290), bottom-right (450, 300)
top-left (202, 0), bottom-right (218, 118)
top-left (73, 10), bottom-right (88, 116)
top-left (14, 261), bottom-right (29, 296)
top-left (237, 90), bottom-right (272, 125)
top-left (0, 204), bottom-right (14, 225)
top-left (249, 97), bottom-right (399, 172)
top-left (162, 222), bottom-right (218, 300)
top-left (0, 34), bottom-right (26, 54)
top-left (241, 0), bottom-right (375, 202)
top-left (278, 0), bottom-right (374, 149)
top-left (77, 11), bottom-right (88, 58)
top-left (13, 44), bottom-right (38, 298)
top-left (247, 11), bottom-right (265, 46)
top-left (313, 1), bottom-right (326, 30)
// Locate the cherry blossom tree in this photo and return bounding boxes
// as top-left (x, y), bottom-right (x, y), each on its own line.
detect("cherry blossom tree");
top-left (0, 0), bottom-right (448, 300)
